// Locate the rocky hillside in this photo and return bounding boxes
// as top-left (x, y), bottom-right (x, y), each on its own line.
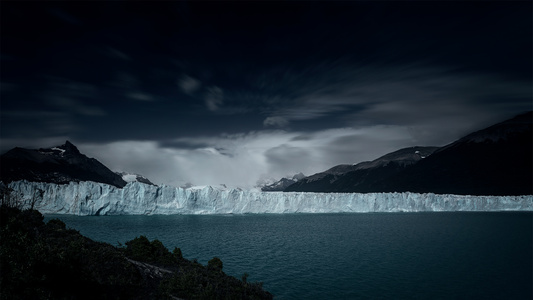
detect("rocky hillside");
top-left (0, 203), bottom-right (273, 299)
top-left (0, 141), bottom-right (127, 188)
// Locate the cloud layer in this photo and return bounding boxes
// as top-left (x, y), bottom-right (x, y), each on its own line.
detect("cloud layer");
top-left (77, 124), bottom-right (423, 188)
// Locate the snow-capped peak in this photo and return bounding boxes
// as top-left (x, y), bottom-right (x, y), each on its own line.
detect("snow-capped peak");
top-left (115, 172), bottom-right (156, 186)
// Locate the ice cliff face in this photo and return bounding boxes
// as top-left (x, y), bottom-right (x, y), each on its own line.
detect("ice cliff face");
top-left (8, 180), bottom-right (532, 215)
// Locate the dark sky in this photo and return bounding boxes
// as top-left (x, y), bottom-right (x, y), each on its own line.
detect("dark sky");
top-left (1, 1), bottom-right (531, 187)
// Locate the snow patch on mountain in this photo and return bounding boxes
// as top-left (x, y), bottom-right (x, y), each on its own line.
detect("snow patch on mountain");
top-left (51, 147), bottom-right (66, 156)
top-left (121, 174), bottom-right (138, 182)
top-left (116, 172), bottom-right (155, 186)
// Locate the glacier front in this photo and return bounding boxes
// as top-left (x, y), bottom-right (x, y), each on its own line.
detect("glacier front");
top-left (7, 180), bottom-right (533, 215)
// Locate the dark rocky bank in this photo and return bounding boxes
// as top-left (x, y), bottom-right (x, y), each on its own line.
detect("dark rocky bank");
top-left (0, 204), bottom-right (272, 300)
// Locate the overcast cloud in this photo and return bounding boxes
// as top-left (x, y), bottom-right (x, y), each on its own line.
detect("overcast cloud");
top-left (77, 125), bottom-right (420, 188)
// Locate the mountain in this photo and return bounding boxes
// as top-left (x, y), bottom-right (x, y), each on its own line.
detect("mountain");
top-left (285, 147), bottom-right (438, 193)
top-left (116, 171), bottom-right (156, 186)
top-left (286, 112), bottom-right (533, 195)
top-left (372, 111), bottom-right (533, 195)
top-left (261, 172), bottom-right (305, 191)
top-left (0, 141), bottom-right (127, 188)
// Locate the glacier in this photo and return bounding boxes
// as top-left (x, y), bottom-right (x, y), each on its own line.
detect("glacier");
top-left (7, 180), bottom-right (533, 215)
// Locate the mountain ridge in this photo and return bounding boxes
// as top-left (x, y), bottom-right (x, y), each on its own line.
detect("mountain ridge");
top-left (1, 112), bottom-right (531, 196)
top-left (285, 146), bottom-right (439, 193)
top-left (0, 141), bottom-right (127, 188)
top-left (285, 111), bottom-right (532, 195)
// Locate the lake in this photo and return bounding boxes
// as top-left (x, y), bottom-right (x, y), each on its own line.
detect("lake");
top-left (45, 212), bottom-right (532, 299)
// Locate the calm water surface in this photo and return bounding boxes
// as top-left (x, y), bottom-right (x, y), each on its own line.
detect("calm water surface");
top-left (45, 212), bottom-right (532, 299)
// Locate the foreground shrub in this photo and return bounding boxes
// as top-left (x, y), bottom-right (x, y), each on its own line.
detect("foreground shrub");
top-left (0, 205), bottom-right (272, 300)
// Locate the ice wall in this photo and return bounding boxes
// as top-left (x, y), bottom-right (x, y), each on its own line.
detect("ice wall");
top-left (8, 180), bottom-right (533, 215)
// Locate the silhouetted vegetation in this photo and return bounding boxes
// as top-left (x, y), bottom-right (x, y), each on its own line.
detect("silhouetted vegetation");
top-left (0, 204), bottom-right (272, 300)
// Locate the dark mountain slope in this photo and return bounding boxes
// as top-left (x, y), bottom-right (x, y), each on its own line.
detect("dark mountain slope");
top-left (286, 112), bottom-right (532, 195)
top-left (0, 141), bottom-right (127, 188)
top-left (371, 112), bottom-right (532, 195)
top-left (285, 147), bottom-right (438, 192)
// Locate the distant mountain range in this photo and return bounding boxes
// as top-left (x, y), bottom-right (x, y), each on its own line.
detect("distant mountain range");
top-left (286, 111), bottom-right (532, 196)
top-left (1, 112), bottom-right (531, 196)
top-left (261, 173), bottom-right (305, 191)
top-left (0, 141), bottom-right (127, 188)
top-left (285, 146), bottom-right (439, 193)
